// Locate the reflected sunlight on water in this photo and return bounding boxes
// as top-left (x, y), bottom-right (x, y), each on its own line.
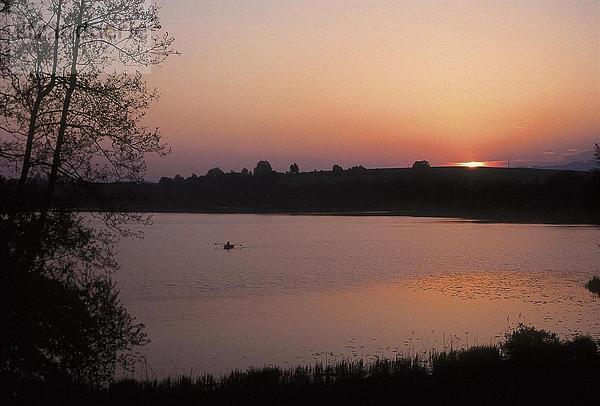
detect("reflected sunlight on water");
top-left (108, 214), bottom-right (599, 377)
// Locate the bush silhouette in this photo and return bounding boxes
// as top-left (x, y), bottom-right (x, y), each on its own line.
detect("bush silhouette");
top-left (502, 324), bottom-right (561, 362)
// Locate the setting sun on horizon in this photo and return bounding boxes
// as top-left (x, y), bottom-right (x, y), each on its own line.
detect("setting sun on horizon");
top-left (145, 0), bottom-right (599, 177)
top-left (451, 161), bottom-right (507, 168)
top-left (458, 161), bottom-right (486, 168)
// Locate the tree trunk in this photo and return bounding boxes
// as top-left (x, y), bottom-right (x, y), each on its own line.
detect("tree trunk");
top-left (44, 0), bottom-right (84, 211)
top-left (15, 0), bottom-right (63, 198)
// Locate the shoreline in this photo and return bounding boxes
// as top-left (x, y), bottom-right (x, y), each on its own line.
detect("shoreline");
top-left (30, 325), bottom-right (600, 406)
top-left (75, 207), bottom-right (600, 226)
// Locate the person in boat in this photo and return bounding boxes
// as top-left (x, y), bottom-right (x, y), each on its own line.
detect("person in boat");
top-left (224, 241), bottom-right (235, 250)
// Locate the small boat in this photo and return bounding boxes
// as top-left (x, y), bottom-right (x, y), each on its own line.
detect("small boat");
top-left (223, 241), bottom-right (235, 250)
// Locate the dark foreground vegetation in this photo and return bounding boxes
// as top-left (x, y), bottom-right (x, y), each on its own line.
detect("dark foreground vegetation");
top-left (1, 1), bottom-right (173, 405)
top-left (3, 164), bottom-right (599, 224)
top-left (586, 276), bottom-right (600, 296)
top-left (8, 325), bottom-right (600, 406)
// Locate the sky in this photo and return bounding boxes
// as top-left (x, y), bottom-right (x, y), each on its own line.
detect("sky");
top-left (145, 0), bottom-right (599, 178)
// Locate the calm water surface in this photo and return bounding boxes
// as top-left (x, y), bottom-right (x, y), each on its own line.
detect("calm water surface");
top-left (112, 214), bottom-right (600, 377)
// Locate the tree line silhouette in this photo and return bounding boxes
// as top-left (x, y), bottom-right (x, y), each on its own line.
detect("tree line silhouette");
top-left (8, 158), bottom-right (595, 223)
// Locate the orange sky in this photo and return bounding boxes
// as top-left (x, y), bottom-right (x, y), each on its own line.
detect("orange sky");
top-left (146, 0), bottom-right (599, 177)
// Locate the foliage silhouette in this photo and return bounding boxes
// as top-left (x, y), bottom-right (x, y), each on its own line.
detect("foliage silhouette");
top-left (44, 324), bottom-right (599, 406)
top-left (1, 0), bottom-right (175, 212)
top-left (0, 211), bottom-right (148, 400)
top-left (206, 167), bottom-right (225, 177)
top-left (412, 160), bottom-right (431, 169)
top-left (31, 165), bottom-right (597, 224)
top-left (585, 277), bottom-right (600, 296)
top-left (0, 0), bottom-right (175, 402)
top-left (332, 164), bottom-right (344, 174)
top-left (289, 162), bottom-right (299, 174)
top-left (254, 160), bottom-right (274, 176)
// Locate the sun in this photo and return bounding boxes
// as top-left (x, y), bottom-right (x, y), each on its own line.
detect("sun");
top-left (459, 161), bottom-right (485, 168)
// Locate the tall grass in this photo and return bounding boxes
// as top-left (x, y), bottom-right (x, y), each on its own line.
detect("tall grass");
top-left (11, 325), bottom-right (600, 405)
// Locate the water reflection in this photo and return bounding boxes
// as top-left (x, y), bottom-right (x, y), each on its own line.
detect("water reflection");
top-left (111, 214), bottom-right (599, 377)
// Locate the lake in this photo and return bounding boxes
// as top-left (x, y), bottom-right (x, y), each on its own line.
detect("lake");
top-left (112, 213), bottom-right (600, 378)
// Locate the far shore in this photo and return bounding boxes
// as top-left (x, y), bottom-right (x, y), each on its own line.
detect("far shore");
top-left (75, 207), bottom-right (600, 226)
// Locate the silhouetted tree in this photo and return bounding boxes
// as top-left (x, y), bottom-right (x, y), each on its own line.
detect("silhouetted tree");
top-left (289, 162), bottom-right (299, 174)
top-left (1, 0), bottom-right (175, 211)
top-left (412, 160), bottom-right (431, 169)
top-left (254, 160), bottom-right (274, 176)
top-left (348, 165), bottom-right (367, 174)
top-left (158, 177), bottom-right (173, 185)
top-left (206, 167), bottom-right (225, 177)
top-left (332, 164), bottom-right (344, 174)
top-left (0, 0), bottom-right (175, 400)
top-left (0, 1), bottom-right (9, 69)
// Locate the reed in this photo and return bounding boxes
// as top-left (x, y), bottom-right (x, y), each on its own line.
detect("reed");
top-left (83, 325), bottom-right (599, 406)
